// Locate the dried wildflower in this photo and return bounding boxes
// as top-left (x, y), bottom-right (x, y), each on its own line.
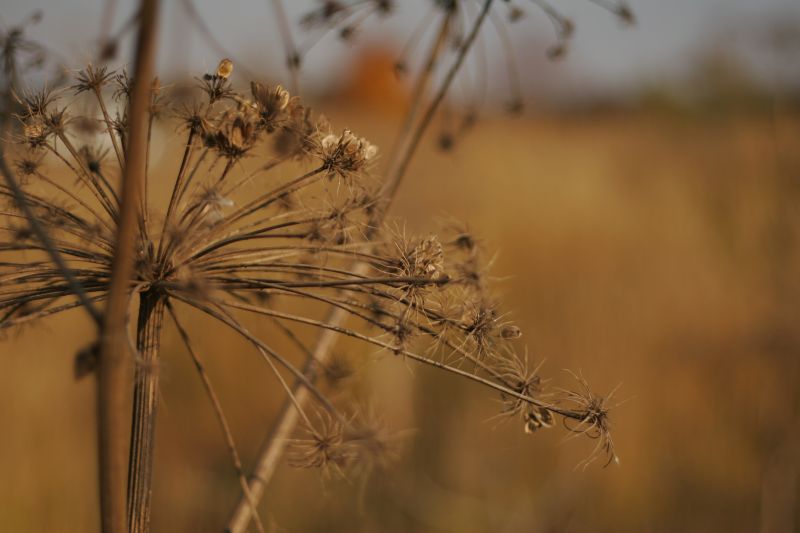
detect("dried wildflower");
top-left (559, 370), bottom-right (620, 468)
top-left (0, 1), bottom-right (640, 527)
top-left (1, 45), bottom-right (622, 530)
top-left (250, 81), bottom-right (291, 132)
top-left (461, 297), bottom-right (513, 359)
top-left (72, 65), bottom-right (114, 94)
top-left (288, 412), bottom-right (352, 475)
top-left (345, 408), bottom-right (404, 473)
top-left (14, 154), bottom-right (41, 177)
top-left (321, 352), bottom-right (355, 389)
top-left (317, 129), bottom-right (378, 179)
top-left (491, 349), bottom-right (553, 431)
top-left (4, 70), bottom-right (565, 473)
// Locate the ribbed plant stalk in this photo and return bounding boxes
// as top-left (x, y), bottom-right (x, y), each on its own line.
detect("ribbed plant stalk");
top-left (127, 290), bottom-right (166, 533)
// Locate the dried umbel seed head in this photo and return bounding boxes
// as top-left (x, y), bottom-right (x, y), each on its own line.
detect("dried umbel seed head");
top-left (318, 129), bottom-right (378, 179)
top-left (410, 235), bottom-right (445, 280)
top-left (250, 81), bottom-right (291, 131)
top-left (288, 414), bottom-right (352, 475)
top-left (1, 59), bottom-right (620, 516)
top-left (22, 120), bottom-right (47, 147)
top-left (14, 155), bottom-right (41, 177)
top-left (72, 64), bottom-right (114, 94)
top-left (79, 145), bottom-right (108, 174)
top-left (212, 111), bottom-right (259, 159)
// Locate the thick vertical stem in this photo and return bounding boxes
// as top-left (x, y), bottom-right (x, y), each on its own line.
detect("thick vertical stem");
top-left (127, 290), bottom-right (165, 533)
top-left (97, 1), bottom-right (160, 532)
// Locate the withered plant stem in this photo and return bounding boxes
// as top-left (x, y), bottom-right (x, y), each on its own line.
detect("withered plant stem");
top-left (227, 1), bottom-right (496, 530)
top-left (384, 11), bottom-right (450, 178)
top-left (270, 0), bottom-right (300, 94)
top-left (127, 291), bottom-right (165, 533)
top-left (381, 0), bottom-right (496, 205)
top-left (97, 0), bottom-right (159, 532)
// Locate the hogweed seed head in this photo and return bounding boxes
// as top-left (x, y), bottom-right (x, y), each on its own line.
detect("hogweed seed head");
top-left (1, 56), bottom-right (620, 486)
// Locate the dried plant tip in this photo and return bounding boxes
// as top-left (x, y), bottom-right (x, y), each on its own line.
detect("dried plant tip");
top-left (410, 235), bottom-right (445, 280)
top-left (287, 52), bottom-right (302, 69)
top-left (288, 415), bottom-right (351, 474)
top-left (508, 6), bottom-right (525, 23)
top-left (14, 155), bottom-right (41, 176)
top-left (438, 132), bottom-right (455, 152)
top-left (393, 60), bottom-right (407, 79)
top-left (79, 145), bottom-right (108, 173)
top-left (339, 25), bottom-right (356, 41)
top-left (22, 120), bottom-right (47, 146)
top-left (561, 370), bottom-right (620, 468)
top-left (318, 129), bottom-right (378, 178)
top-left (72, 64), bottom-right (114, 94)
top-left (346, 409), bottom-right (402, 471)
top-left (216, 58), bottom-right (234, 80)
top-left (74, 342), bottom-right (99, 380)
top-left (616, 4), bottom-right (635, 25)
top-left (322, 353), bottom-right (354, 388)
top-left (500, 325), bottom-right (521, 339)
top-left (494, 348), bottom-right (552, 431)
top-left (523, 406), bottom-right (554, 433)
top-left (16, 87), bottom-right (57, 120)
top-left (547, 43), bottom-right (568, 61)
top-left (251, 82), bottom-right (291, 130)
top-left (99, 39), bottom-right (118, 61)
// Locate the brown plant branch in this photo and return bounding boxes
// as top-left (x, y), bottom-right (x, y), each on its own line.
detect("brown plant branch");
top-left (96, 0), bottom-right (160, 532)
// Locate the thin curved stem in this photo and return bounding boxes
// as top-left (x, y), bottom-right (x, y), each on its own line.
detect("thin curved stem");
top-left (167, 303), bottom-right (266, 533)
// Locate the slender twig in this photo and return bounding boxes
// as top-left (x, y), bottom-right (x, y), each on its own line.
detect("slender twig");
top-left (268, 0), bottom-right (300, 94)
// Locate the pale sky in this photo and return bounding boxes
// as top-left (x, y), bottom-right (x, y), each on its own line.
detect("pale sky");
top-left (2, 0), bottom-right (799, 96)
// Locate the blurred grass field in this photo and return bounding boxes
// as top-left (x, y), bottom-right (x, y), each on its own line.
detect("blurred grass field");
top-left (1, 90), bottom-right (798, 531)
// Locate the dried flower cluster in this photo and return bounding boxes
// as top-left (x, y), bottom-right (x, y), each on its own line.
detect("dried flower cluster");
top-left (1, 61), bottom-right (617, 478)
top-left (0, 2), bottom-right (635, 528)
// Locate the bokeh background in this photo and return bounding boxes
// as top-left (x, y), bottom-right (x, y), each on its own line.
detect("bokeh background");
top-left (1, 0), bottom-right (799, 531)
